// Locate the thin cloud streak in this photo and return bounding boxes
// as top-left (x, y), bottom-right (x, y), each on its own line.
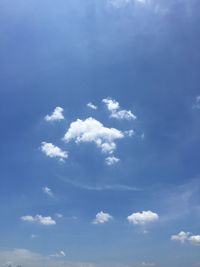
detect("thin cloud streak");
top-left (57, 175), bottom-right (139, 192)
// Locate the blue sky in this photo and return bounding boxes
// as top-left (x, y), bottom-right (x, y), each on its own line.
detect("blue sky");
top-left (0, 0), bottom-right (200, 266)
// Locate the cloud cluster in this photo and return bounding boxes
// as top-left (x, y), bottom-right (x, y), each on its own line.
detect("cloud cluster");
top-left (93, 211), bottom-right (113, 224)
top-left (41, 142), bottom-right (68, 161)
top-left (63, 117), bottom-right (124, 154)
top-left (171, 231), bottom-right (200, 245)
top-left (127, 211), bottom-right (159, 225)
top-left (21, 215), bottom-right (56, 225)
top-left (103, 98), bottom-right (136, 120)
top-left (45, 107), bottom-right (64, 122)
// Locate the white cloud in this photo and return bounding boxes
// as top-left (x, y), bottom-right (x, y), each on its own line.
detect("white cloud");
top-left (102, 97), bottom-right (136, 120)
top-left (63, 117), bottom-right (124, 154)
top-left (87, 102), bottom-right (97, 110)
top-left (141, 262), bottom-right (155, 267)
top-left (55, 213), bottom-right (63, 218)
top-left (127, 211), bottom-right (159, 225)
top-left (108, 0), bottom-right (147, 8)
top-left (188, 235), bottom-right (200, 245)
top-left (171, 231), bottom-right (190, 243)
top-left (192, 95), bottom-right (200, 109)
top-left (21, 215), bottom-right (56, 225)
top-left (93, 211), bottom-right (113, 224)
top-left (171, 231), bottom-right (200, 246)
top-left (45, 107), bottom-right (64, 122)
top-left (124, 129), bottom-right (135, 137)
top-left (42, 186), bottom-right (53, 197)
top-left (50, 251), bottom-right (66, 257)
top-left (105, 156), bottom-right (120, 165)
top-left (41, 142), bottom-right (68, 161)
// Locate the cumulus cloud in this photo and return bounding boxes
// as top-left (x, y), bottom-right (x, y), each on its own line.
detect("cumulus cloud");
top-left (42, 186), bottom-right (53, 197)
top-left (44, 107), bottom-right (64, 122)
top-left (93, 211), bottom-right (113, 224)
top-left (41, 142), bottom-right (68, 161)
top-left (63, 117), bottom-right (124, 154)
top-left (87, 102), bottom-right (97, 110)
top-left (127, 211), bottom-right (159, 225)
top-left (171, 231), bottom-right (190, 243)
top-left (102, 97), bottom-right (136, 120)
top-left (171, 231), bottom-right (200, 245)
top-left (21, 215), bottom-right (56, 225)
top-left (105, 156), bottom-right (120, 165)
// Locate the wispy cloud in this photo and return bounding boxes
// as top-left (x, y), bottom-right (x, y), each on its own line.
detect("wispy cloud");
top-left (87, 102), bottom-right (98, 110)
top-left (21, 215), bottom-right (56, 226)
top-left (57, 176), bottom-right (139, 192)
top-left (42, 186), bottom-right (53, 197)
top-left (105, 156), bottom-right (120, 165)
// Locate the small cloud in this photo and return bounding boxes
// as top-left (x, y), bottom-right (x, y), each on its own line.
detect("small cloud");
top-left (171, 231), bottom-right (200, 246)
top-left (63, 117), bottom-right (124, 154)
top-left (105, 156), bottom-right (120, 165)
top-left (44, 107), bottom-right (64, 122)
top-left (141, 262), bottom-right (155, 267)
top-left (87, 102), bottom-right (97, 110)
top-left (102, 97), bottom-right (136, 120)
top-left (192, 96), bottom-right (200, 109)
top-left (127, 211), bottom-right (159, 225)
top-left (171, 231), bottom-right (190, 243)
top-left (21, 215), bottom-right (56, 226)
top-left (55, 213), bottom-right (63, 218)
top-left (124, 129), bottom-right (135, 137)
top-left (41, 142), bottom-right (68, 162)
top-left (93, 211), bottom-right (113, 224)
top-left (42, 186), bottom-right (53, 197)
top-left (50, 250), bottom-right (66, 257)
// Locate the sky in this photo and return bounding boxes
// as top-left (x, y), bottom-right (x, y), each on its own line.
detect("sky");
top-left (0, 0), bottom-right (200, 266)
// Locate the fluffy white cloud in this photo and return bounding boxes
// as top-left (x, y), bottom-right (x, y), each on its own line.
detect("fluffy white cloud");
top-left (171, 231), bottom-right (190, 243)
top-left (102, 98), bottom-right (136, 120)
top-left (42, 186), bottom-right (53, 197)
top-left (127, 211), bottom-right (159, 225)
top-left (105, 156), bottom-right (120, 165)
top-left (93, 211), bottom-right (113, 224)
top-left (21, 215), bottom-right (56, 225)
top-left (63, 117), bottom-right (124, 154)
top-left (45, 107), bottom-right (64, 122)
top-left (41, 142), bottom-right (68, 161)
top-left (171, 231), bottom-right (200, 245)
top-left (87, 102), bottom-right (97, 110)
